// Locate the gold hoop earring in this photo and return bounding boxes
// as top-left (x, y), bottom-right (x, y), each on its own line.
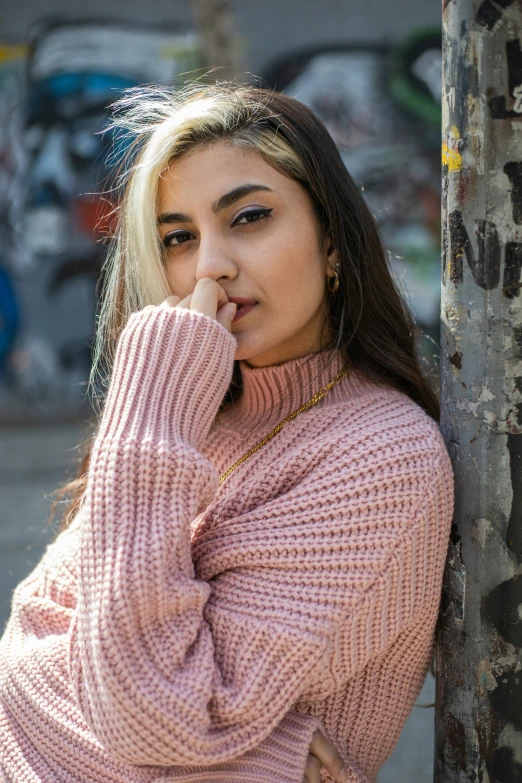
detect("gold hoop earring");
top-left (327, 264), bottom-right (340, 294)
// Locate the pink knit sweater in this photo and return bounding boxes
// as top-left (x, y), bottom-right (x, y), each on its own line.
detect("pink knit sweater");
top-left (0, 306), bottom-right (454, 783)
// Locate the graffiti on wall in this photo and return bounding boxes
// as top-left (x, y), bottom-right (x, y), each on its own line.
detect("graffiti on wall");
top-left (263, 29), bottom-right (443, 360)
top-left (0, 45), bottom-right (25, 385)
top-left (0, 20), bottom-right (199, 421)
top-left (0, 25), bottom-right (442, 419)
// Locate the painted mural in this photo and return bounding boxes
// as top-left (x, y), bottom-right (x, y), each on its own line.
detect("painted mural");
top-left (0, 25), bottom-right (442, 420)
top-left (0, 20), bottom-right (199, 422)
top-left (0, 46), bottom-right (25, 391)
top-left (263, 29), bottom-right (443, 372)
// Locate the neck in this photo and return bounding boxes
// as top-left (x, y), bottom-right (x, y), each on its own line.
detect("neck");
top-left (220, 346), bottom-right (349, 433)
top-left (242, 346), bottom-right (325, 370)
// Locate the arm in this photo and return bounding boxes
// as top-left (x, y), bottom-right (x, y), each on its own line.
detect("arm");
top-left (68, 304), bottom-right (454, 770)
top-left (0, 480), bottom-right (320, 782)
top-left (68, 305), bottom-right (324, 770)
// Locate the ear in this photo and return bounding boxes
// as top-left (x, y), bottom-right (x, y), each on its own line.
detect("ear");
top-left (323, 234), bottom-right (338, 274)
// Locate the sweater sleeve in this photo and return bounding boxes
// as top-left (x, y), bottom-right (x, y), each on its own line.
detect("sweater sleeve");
top-left (0, 503), bottom-right (322, 783)
top-left (68, 305), bottom-right (324, 771)
top-left (67, 304), bottom-right (453, 772)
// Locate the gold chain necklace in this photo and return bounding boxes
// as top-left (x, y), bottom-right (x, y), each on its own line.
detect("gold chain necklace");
top-left (219, 364), bottom-right (351, 486)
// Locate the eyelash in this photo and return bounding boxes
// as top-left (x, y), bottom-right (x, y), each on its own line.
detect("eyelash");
top-left (162, 207), bottom-right (273, 248)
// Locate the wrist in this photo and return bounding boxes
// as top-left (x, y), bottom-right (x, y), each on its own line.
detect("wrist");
top-left (98, 306), bottom-right (237, 449)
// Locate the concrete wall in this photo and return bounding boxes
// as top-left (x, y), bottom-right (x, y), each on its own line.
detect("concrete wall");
top-left (2, 0), bottom-right (441, 75)
top-left (0, 3), bottom-right (442, 779)
top-left (0, 0), bottom-right (440, 423)
top-left (0, 1), bottom-right (443, 421)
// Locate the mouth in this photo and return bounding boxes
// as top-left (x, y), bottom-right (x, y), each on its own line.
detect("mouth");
top-left (231, 302), bottom-right (258, 324)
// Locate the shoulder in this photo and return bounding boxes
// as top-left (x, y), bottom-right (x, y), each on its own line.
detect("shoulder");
top-left (241, 372), bottom-right (455, 531)
top-left (213, 370), bottom-right (453, 530)
top-left (305, 372), bottom-right (454, 499)
top-left (290, 381), bottom-right (455, 569)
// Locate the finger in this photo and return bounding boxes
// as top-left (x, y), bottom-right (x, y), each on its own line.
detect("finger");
top-left (190, 278), bottom-right (225, 318)
top-left (304, 751), bottom-right (322, 783)
top-left (216, 302), bottom-right (237, 334)
top-left (309, 730), bottom-right (348, 782)
top-left (174, 293), bottom-right (193, 310)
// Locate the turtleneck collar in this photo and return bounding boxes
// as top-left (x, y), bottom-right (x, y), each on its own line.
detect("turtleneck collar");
top-left (223, 347), bottom-right (351, 433)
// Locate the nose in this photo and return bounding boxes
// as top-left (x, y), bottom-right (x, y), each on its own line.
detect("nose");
top-left (195, 235), bottom-right (238, 285)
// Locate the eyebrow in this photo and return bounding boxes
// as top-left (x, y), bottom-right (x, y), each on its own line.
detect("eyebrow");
top-left (157, 183), bottom-right (274, 225)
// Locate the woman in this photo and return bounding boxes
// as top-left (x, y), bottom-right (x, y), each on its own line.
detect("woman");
top-left (0, 82), bottom-right (454, 783)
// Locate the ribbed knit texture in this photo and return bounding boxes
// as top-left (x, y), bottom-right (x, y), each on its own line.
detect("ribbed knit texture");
top-left (0, 306), bottom-right (454, 783)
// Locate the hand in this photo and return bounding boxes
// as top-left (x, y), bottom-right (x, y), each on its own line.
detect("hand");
top-left (159, 278), bottom-right (237, 334)
top-left (303, 726), bottom-right (349, 783)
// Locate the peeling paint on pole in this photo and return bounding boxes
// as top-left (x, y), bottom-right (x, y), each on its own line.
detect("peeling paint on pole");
top-left (437, 1), bottom-right (522, 781)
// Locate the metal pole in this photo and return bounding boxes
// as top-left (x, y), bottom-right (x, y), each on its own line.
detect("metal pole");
top-left (436, 0), bottom-right (522, 780)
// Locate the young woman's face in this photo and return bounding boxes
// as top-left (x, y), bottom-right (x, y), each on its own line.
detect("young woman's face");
top-left (157, 140), bottom-right (338, 367)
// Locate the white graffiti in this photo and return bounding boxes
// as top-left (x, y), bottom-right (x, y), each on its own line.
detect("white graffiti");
top-left (513, 84), bottom-right (522, 113)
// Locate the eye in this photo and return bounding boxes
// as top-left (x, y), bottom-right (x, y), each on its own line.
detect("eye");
top-left (162, 231), bottom-right (193, 247)
top-left (161, 207), bottom-right (273, 248)
top-left (232, 207), bottom-right (273, 226)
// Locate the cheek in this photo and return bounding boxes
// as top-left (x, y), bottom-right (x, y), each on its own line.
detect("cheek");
top-left (266, 241), bottom-right (324, 301)
top-left (259, 265), bottom-right (322, 325)
top-left (164, 261), bottom-right (191, 297)
top-left (256, 230), bottom-right (317, 291)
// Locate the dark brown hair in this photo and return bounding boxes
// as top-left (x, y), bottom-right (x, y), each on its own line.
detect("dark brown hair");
top-left (50, 83), bottom-right (440, 542)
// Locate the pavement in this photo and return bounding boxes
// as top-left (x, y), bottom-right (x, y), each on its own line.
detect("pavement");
top-left (0, 421), bottom-right (436, 781)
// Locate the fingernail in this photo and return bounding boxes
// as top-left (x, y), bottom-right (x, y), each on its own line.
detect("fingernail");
top-left (339, 768), bottom-right (349, 782)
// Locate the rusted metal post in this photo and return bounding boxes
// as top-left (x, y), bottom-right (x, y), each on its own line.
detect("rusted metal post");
top-left (436, 0), bottom-right (522, 780)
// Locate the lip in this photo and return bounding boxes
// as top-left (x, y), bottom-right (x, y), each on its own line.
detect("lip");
top-left (231, 302), bottom-right (258, 324)
top-left (228, 297), bottom-right (258, 305)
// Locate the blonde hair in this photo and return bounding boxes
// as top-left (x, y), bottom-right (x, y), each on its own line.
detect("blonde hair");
top-left (91, 81), bottom-right (309, 414)
top-left (52, 78), bottom-right (442, 541)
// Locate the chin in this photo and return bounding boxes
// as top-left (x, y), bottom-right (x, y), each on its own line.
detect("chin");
top-left (231, 335), bottom-right (256, 362)
top-left (231, 330), bottom-right (265, 362)
top-left (234, 335), bottom-right (289, 369)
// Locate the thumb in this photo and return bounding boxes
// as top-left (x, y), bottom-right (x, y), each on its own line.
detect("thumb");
top-left (216, 302), bottom-right (237, 333)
